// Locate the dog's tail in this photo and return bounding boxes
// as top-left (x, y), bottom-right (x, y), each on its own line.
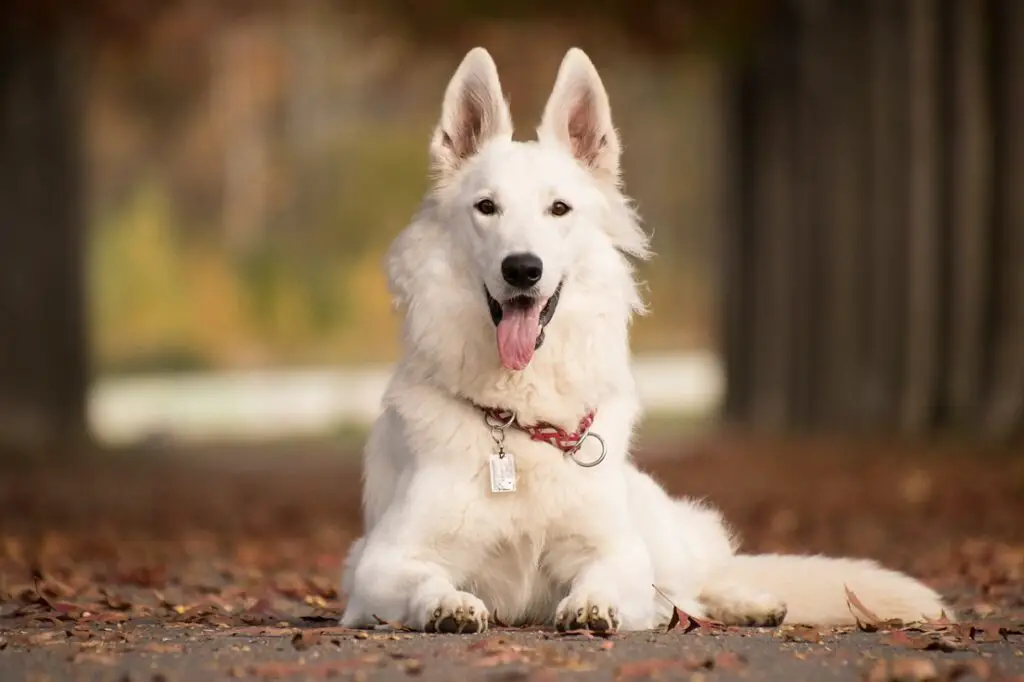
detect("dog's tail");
top-left (711, 553), bottom-right (952, 626)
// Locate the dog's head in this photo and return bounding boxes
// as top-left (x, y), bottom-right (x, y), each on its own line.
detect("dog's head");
top-left (388, 47), bottom-right (650, 385)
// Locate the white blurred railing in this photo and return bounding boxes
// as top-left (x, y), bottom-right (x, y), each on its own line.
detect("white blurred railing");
top-left (88, 351), bottom-right (723, 446)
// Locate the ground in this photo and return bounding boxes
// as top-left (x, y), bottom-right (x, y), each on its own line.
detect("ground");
top-left (1, 435), bottom-right (1023, 681)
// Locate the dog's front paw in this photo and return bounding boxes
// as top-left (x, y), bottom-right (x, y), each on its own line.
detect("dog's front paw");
top-left (424, 591), bottom-right (489, 634)
top-left (555, 594), bottom-right (620, 634)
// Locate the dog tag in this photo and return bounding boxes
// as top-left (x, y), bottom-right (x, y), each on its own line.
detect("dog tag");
top-left (489, 453), bottom-right (517, 493)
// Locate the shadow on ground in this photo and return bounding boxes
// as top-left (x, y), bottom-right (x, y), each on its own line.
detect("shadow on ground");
top-left (1, 436), bottom-right (1022, 681)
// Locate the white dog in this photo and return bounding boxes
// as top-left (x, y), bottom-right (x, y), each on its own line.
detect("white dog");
top-left (339, 47), bottom-right (951, 633)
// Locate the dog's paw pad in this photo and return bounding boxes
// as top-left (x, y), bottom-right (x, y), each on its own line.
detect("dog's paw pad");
top-left (555, 595), bottom-right (619, 634)
top-left (424, 592), bottom-right (489, 634)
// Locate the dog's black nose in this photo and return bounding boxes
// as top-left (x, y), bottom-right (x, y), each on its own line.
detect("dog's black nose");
top-left (501, 253), bottom-right (543, 289)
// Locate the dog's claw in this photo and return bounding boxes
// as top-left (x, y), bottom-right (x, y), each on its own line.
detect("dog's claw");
top-left (424, 591), bottom-right (489, 634)
top-left (555, 595), bottom-right (619, 634)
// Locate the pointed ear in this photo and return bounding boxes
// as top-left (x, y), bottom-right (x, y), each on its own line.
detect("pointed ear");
top-left (537, 48), bottom-right (620, 183)
top-left (429, 47), bottom-right (513, 179)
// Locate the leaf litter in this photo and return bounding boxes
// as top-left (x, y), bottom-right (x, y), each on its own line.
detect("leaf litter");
top-left (1, 445), bottom-right (1022, 679)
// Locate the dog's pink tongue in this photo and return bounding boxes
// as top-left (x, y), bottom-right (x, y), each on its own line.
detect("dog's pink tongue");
top-left (497, 304), bottom-right (542, 371)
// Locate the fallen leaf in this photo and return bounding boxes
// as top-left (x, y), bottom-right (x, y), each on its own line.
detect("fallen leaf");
top-left (218, 626), bottom-right (298, 637)
top-left (653, 585), bottom-right (715, 634)
top-left (846, 585), bottom-right (884, 630)
top-left (779, 625), bottom-right (823, 643)
top-left (291, 630), bottom-right (321, 651)
top-left (885, 629), bottom-right (970, 652)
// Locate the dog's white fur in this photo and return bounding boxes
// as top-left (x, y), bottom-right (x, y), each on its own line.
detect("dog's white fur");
top-left (339, 47), bottom-right (951, 632)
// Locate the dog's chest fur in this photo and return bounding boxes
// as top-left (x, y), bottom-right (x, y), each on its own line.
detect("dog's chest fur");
top-left (452, 432), bottom-right (613, 625)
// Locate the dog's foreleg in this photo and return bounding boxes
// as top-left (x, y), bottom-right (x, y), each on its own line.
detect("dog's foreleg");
top-left (340, 536), bottom-right (489, 634)
top-left (552, 535), bottom-right (655, 633)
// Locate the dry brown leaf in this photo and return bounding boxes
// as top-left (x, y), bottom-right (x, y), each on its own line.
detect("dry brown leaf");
top-left (779, 625), bottom-right (823, 643)
top-left (218, 626), bottom-right (299, 637)
top-left (846, 585), bottom-right (884, 629)
top-left (291, 630), bottom-right (322, 651)
top-left (885, 629), bottom-right (970, 653)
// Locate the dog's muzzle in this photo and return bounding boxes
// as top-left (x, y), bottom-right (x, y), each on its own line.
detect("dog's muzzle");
top-left (485, 279), bottom-right (564, 351)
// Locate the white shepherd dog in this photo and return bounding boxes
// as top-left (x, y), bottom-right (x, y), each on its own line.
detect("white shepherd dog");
top-left (339, 47), bottom-right (950, 633)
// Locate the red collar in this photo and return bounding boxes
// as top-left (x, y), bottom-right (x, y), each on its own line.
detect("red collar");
top-left (479, 406), bottom-right (597, 454)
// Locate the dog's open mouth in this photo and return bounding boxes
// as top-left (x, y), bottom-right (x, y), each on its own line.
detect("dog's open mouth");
top-left (485, 280), bottom-right (564, 371)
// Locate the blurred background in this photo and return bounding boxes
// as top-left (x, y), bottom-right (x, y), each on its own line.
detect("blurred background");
top-left (1, 0), bottom-right (1012, 457)
top-left (1, 2), bottom-right (1023, 671)
top-left (3, 0), bottom-right (753, 452)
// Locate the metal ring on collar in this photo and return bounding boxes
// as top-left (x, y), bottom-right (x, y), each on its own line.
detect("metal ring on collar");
top-left (569, 431), bottom-right (606, 468)
top-left (485, 410), bottom-right (516, 430)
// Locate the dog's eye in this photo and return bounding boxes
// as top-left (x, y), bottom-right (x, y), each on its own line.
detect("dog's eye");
top-left (549, 200), bottom-right (572, 217)
top-left (474, 198), bottom-right (498, 216)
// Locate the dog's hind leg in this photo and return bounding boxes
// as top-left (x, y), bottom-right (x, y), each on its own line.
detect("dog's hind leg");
top-left (696, 580), bottom-right (789, 626)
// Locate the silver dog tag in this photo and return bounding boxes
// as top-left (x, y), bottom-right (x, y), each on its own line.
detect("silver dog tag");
top-left (489, 452), bottom-right (517, 493)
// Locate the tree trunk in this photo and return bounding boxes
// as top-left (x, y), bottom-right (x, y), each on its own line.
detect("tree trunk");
top-left (722, 0), bottom-right (1023, 443)
top-left (0, 18), bottom-right (88, 459)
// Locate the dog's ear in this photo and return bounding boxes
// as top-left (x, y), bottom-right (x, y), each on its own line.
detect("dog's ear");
top-left (429, 47), bottom-right (512, 179)
top-left (537, 48), bottom-right (620, 183)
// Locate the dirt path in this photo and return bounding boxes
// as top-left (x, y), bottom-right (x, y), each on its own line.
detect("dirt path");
top-left (4, 621), bottom-right (1023, 681)
top-left (2, 436), bottom-right (1023, 680)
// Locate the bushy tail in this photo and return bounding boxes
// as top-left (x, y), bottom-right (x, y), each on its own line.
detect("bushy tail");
top-left (711, 554), bottom-right (952, 626)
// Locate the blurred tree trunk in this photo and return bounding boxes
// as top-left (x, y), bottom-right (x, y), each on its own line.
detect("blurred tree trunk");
top-left (0, 16), bottom-right (89, 459)
top-left (986, 0), bottom-right (1024, 440)
top-left (722, 0), bottom-right (1024, 441)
